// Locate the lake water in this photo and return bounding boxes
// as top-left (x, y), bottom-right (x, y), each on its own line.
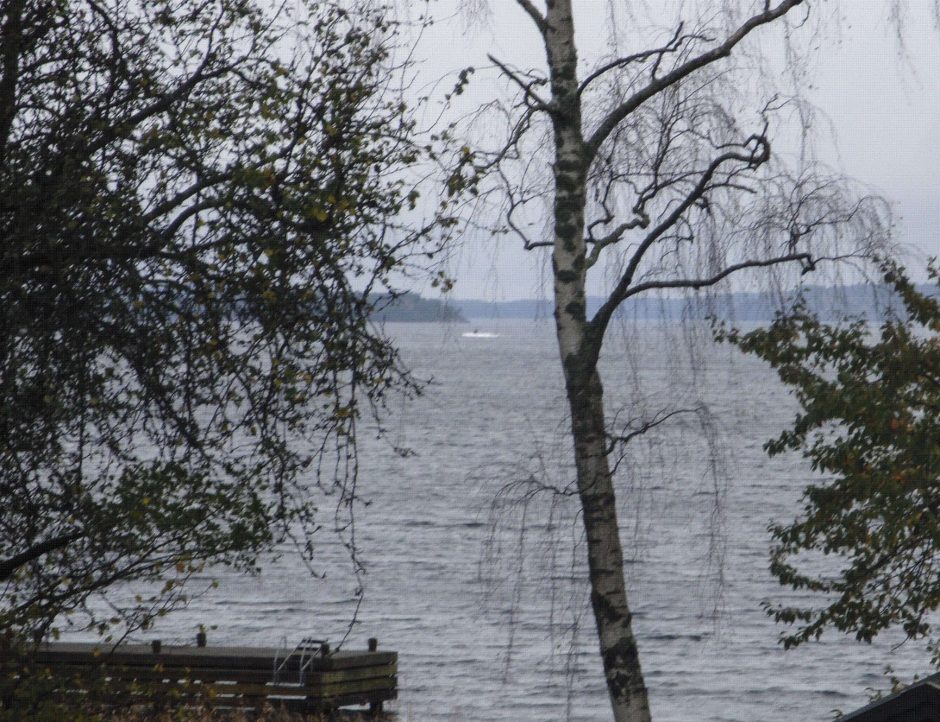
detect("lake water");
top-left (92, 320), bottom-right (932, 721)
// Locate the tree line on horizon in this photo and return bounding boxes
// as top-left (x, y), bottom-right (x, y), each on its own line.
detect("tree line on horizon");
top-left (385, 280), bottom-right (940, 323)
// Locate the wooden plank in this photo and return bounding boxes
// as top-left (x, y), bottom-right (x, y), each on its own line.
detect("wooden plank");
top-left (312, 650), bottom-right (397, 671)
top-left (311, 676), bottom-right (397, 698)
top-left (24, 674), bottom-right (396, 700)
top-left (30, 661), bottom-right (396, 686)
top-left (33, 645), bottom-right (288, 671)
top-left (14, 668), bottom-right (395, 698)
top-left (29, 664), bottom-right (275, 684)
top-left (190, 676), bottom-right (396, 699)
top-left (32, 643), bottom-right (395, 672)
top-left (277, 662), bottom-right (396, 685)
top-left (267, 688), bottom-right (397, 714)
top-left (22, 681), bottom-right (397, 711)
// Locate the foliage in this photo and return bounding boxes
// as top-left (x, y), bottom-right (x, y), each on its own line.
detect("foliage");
top-left (716, 261), bottom-right (940, 651)
top-left (0, 0), bottom-right (451, 637)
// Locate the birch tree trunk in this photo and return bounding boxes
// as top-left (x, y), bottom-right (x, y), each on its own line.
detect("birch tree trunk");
top-left (481, 1), bottom-right (881, 719)
top-left (544, 1), bottom-right (652, 719)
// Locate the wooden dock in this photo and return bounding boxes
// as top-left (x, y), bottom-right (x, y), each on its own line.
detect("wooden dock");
top-left (2, 637), bottom-right (396, 717)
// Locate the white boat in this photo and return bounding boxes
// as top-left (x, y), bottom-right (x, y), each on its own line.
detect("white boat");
top-left (461, 329), bottom-right (499, 338)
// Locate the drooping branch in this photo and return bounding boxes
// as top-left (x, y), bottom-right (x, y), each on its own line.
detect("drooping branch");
top-left (605, 406), bottom-right (705, 454)
top-left (477, 108), bottom-right (552, 252)
top-left (586, 0), bottom-right (804, 158)
top-left (591, 135), bottom-right (771, 334)
top-left (505, 164), bottom-right (554, 250)
top-left (577, 22), bottom-right (709, 97)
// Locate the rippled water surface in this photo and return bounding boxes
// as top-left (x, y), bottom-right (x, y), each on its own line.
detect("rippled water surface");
top-left (91, 321), bottom-right (932, 721)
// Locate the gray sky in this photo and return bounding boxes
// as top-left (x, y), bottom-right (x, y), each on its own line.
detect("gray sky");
top-left (406, 1), bottom-right (940, 300)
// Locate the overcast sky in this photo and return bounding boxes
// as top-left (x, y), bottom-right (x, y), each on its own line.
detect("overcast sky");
top-left (404, 1), bottom-right (940, 300)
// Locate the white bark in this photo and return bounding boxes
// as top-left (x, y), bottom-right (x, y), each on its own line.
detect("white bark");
top-left (544, 1), bottom-right (652, 720)
top-left (499, 1), bottom-right (824, 719)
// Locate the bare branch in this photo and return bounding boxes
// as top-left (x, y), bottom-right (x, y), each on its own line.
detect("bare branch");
top-left (605, 406), bottom-right (704, 454)
top-left (504, 164), bottom-right (552, 251)
top-left (488, 54), bottom-right (552, 112)
top-left (0, 532), bottom-right (82, 582)
top-left (523, 240), bottom-right (553, 250)
top-left (585, 214), bottom-right (650, 269)
top-left (586, 0), bottom-right (804, 157)
top-left (620, 252), bottom-right (815, 300)
top-left (591, 135), bottom-right (770, 333)
top-left (142, 172), bottom-right (230, 224)
top-left (578, 22), bottom-right (709, 97)
top-left (157, 197), bottom-right (221, 245)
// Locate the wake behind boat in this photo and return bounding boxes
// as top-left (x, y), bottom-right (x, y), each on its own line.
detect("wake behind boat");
top-left (461, 329), bottom-right (499, 339)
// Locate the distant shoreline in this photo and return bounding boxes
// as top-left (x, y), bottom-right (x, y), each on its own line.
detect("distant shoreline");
top-left (381, 282), bottom-right (940, 322)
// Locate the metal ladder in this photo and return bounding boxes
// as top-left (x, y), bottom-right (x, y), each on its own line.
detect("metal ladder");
top-left (271, 637), bottom-right (329, 686)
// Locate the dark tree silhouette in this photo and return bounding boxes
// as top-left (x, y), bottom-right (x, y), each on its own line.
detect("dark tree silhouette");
top-left (718, 261), bottom-right (940, 655)
top-left (0, 0), bottom-right (453, 638)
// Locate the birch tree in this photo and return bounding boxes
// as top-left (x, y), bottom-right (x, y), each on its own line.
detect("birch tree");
top-left (463, 1), bottom-right (889, 719)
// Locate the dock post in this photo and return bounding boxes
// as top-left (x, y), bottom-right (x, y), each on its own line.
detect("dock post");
top-left (151, 640), bottom-right (161, 654)
top-left (368, 637), bottom-right (382, 716)
top-left (196, 631), bottom-right (206, 648)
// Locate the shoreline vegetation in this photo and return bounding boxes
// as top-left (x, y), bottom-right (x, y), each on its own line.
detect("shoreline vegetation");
top-left (369, 292), bottom-right (466, 323)
top-left (100, 708), bottom-right (382, 722)
top-left (3, 706), bottom-right (391, 722)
